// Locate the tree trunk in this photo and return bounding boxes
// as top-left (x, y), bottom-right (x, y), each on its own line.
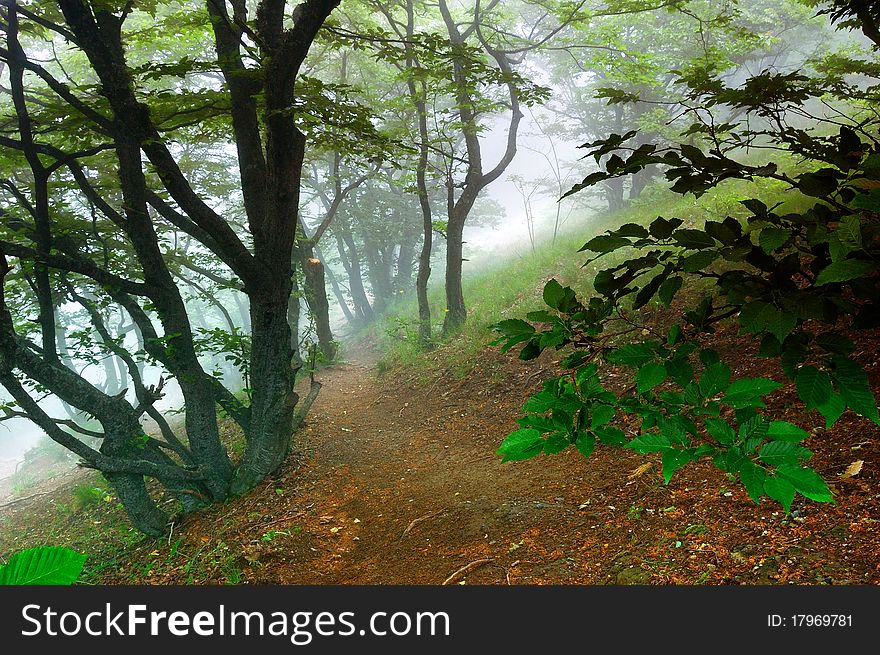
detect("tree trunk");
top-left (317, 245), bottom-right (356, 326)
top-left (442, 212), bottom-right (467, 333)
top-left (335, 229), bottom-right (374, 324)
top-left (606, 177), bottom-right (626, 212)
top-left (288, 270), bottom-right (303, 370)
top-left (299, 248), bottom-right (337, 361)
top-left (232, 282), bottom-right (298, 495)
top-left (233, 293), bottom-right (251, 334)
top-left (363, 234), bottom-right (392, 313)
top-left (395, 236), bottom-right (416, 294)
top-left (629, 168), bottom-right (651, 200)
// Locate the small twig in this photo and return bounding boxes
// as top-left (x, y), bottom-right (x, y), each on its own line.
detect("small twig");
top-left (523, 368), bottom-right (548, 386)
top-left (401, 509), bottom-right (445, 538)
top-left (167, 521), bottom-right (175, 546)
top-left (442, 558), bottom-right (494, 585)
top-left (506, 559), bottom-right (521, 585)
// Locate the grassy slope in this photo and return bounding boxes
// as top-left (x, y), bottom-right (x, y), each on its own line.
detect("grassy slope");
top-left (367, 173), bottom-right (805, 379)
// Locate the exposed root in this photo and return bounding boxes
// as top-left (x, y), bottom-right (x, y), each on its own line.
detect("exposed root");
top-left (442, 558), bottom-right (493, 585)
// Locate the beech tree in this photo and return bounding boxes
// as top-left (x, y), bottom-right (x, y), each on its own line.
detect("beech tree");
top-left (0, 0), bottom-right (340, 535)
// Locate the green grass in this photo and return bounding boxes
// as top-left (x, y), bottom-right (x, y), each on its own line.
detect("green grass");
top-left (367, 170), bottom-right (812, 380)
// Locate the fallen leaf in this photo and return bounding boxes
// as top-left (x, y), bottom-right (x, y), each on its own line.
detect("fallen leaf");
top-left (840, 460), bottom-right (864, 479)
top-left (628, 463), bottom-right (654, 479)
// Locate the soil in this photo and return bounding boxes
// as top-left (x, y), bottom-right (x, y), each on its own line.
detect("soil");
top-left (1, 330), bottom-right (878, 586)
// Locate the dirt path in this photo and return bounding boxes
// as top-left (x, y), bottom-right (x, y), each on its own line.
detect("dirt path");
top-left (241, 351), bottom-right (605, 584)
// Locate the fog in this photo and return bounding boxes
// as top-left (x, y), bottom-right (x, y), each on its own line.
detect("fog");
top-left (0, 0), bottom-right (860, 488)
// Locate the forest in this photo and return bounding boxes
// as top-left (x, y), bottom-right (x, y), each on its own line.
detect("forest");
top-left (0, 0), bottom-right (878, 586)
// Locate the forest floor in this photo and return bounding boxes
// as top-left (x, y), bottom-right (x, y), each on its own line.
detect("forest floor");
top-left (1, 328), bottom-right (879, 585)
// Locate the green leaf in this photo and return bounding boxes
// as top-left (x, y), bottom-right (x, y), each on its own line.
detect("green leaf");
top-left (683, 382), bottom-right (702, 406)
top-left (699, 361), bottom-right (731, 398)
top-left (817, 392), bottom-right (846, 429)
top-left (723, 378), bottom-right (782, 408)
top-left (836, 215), bottom-right (862, 250)
top-left (815, 332), bottom-right (854, 356)
top-left (492, 319), bottom-right (536, 353)
top-left (759, 334), bottom-right (782, 358)
top-left (523, 390), bottom-right (557, 413)
top-left (497, 428), bottom-right (544, 462)
top-left (594, 426), bottom-right (627, 446)
top-left (738, 301), bottom-right (767, 335)
top-left (796, 366), bottom-right (833, 411)
top-left (673, 229), bottom-right (716, 249)
top-left (661, 449), bottom-right (695, 484)
top-left (738, 461), bottom-right (767, 504)
top-left (704, 417), bottom-right (735, 445)
top-left (543, 432), bottom-right (570, 455)
top-left (758, 441), bottom-right (803, 466)
top-left (776, 464), bottom-right (834, 503)
top-left (759, 227), bottom-right (791, 253)
top-left (765, 421), bottom-right (810, 442)
top-left (797, 169), bottom-right (841, 198)
top-left (493, 318), bottom-right (535, 337)
top-left (740, 198), bottom-right (768, 217)
top-left (543, 279), bottom-right (565, 309)
top-left (561, 352), bottom-right (591, 369)
top-left (580, 234), bottom-right (632, 253)
top-left (649, 216), bottom-right (683, 239)
top-left (539, 326), bottom-right (567, 349)
top-left (704, 220), bottom-right (738, 245)
top-left (763, 476), bottom-right (796, 513)
top-left (526, 310), bottom-right (556, 324)
top-left (606, 343), bottom-right (655, 367)
top-left (636, 363), bottom-right (667, 394)
top-left (748, 303), bottom-right (797, 343)
top-left (852, 188), bottom-right (880, 211)
top-left (575, 431), bottom-right (596, 458)
top-left (517, 415), bottom-right (555, 431)
top-left (658, 276), bottom-right (683, 306)
top-left (814, 259), bottom-right (874, 286)
top-left (0, 546), bottom-right (86, 585)
top-left (666, 357), bottom-right (694, 387)
top-left (667, 324), bottom-right (681, 346)
top-left (699, 349), bottom-right (720, 366)
top-left (591, 404), bottom-right (616, 428)
top-left (682, 250), bottom-right (718, 272)
top-left (615, 223), bottom-right (650, 238)
top-left (833, 357), bottom-right (880, 425)
top-left (518, 340), bottom-right (542, 360)
top-left (634, 269), bottom-right (669, 309)
top-left (739, 414), bottom-right (769, 440)
top-left (626, 433), bottom-right (671, 453)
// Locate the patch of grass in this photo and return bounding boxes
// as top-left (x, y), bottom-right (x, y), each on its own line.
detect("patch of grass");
top-left (71, 484), bottom-right (108, 511)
